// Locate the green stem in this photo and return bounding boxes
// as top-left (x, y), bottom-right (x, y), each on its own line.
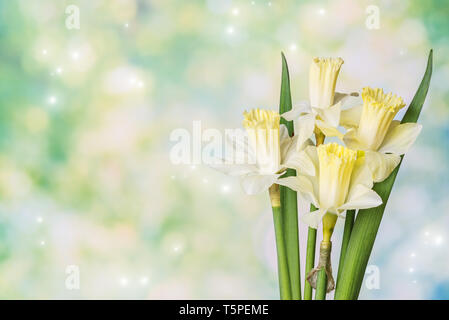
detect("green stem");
top-left (272, 205), bottom-right (292, 300)
top-left (303, 226), bottom-right (317, 300)
top-left (336, 209), bottom-right (355, 288)
top-left (280, 169), bottom-right (301, 300)
top-left (315, 269), bottom-right (327, 300)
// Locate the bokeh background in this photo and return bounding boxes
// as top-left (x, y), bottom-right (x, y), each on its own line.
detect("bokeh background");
top-left (0, 0), bottom-right (447, 299)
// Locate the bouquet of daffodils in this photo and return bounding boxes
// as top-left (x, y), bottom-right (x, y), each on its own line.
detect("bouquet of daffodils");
top-left (213, 51), bottom-right (432, 300)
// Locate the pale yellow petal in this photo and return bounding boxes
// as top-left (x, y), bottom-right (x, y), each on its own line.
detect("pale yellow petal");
top-left (315, 119), bottom-right (344, 140)
top-left (282, 149), bottom-right (316, 176)
top-left (365, 150), bottom-right (401, 183)
top-left (340, 105), bottom-right (363, 128)
top-left (240, 174), bottom-right (279, 195)
top-left (334, 91), bottom-right (359, 105)
top-left (349, 155), bottom-right (374, 189)
top-left (314, 102), bottom-right (341, 127)
top-left (378, 122), bottom-right (422, 155)
top-left (301, 207), bottom-right (327, 229)
top-left (343, 127), bottom-right (366, 150)
top-left (295, 113), bottom-right (316, 149)
top-left (339, 185), bottom-right (382, 211)
top-left (277, 175), bottom-right (319, 207)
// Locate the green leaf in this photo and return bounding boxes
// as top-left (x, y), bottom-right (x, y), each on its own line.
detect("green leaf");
top-left (279, 52), bottom-right (301, 300)
top-left (336, 209), bottom-right (355, 287)
top-left (280, 52), bottom-right (294, 133)
top-left (334, 50), bottom-right (433, 300)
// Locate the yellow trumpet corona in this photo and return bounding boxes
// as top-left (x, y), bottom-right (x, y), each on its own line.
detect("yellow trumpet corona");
top-left (317, 143), bottom-right (357, 210)
top-left (243, 109), bottom-right (281, 174)
top-left (357, 87), bottom-right (406, 150)
top-left (309, 57), bottom-right (344, 109)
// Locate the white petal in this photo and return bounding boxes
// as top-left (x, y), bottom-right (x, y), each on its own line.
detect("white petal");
top-left (343, 127), bottom-right (365, 150)
top-left (315, 102), bottom-right (341, 128)
top-left (365, 150), bottom-right (401, 183)
top-left (277, 175), bottom-right (318, 207)
top-left (281, 102), bottom-right (310, 121)
top-left (280, 124), bottom-right (290, 141)
top-left (334, 91), bottom-right (359, 105)
top-left (295, 113), bottom-right (316, 149)
top-left (350, 155), bottom-right (374, 189)
top-left (315, 119), bottom-right (344, 140)
top-left (240, 174), bottom-right (279, 195)
top-left (279, 124), bottom-right (292, 160)
top-left (224, 132), bottom-right (256, 163)
top-left (209, 161), bottom-right (258, 176)
top-left (209, 134), bottom-right (258, 175)
top-left (339, 185), bottom-right (382, 211)
top-left (340, 105), bottom-right (362, 128)
top-left (304, 145), bottom-right (319, 171)
top-left (300, 207), bottom-right (327, 229)
top-left (282, 149), bottom-right (316, 176)
top-left (378, 122), bottom-right (422, 155)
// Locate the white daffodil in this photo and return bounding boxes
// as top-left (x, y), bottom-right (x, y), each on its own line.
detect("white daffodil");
top-left (282, 57), bottom-right (357, 147)
top-left (212, 108), bottom-right (312, 195)
top-left (341, 87), bottom-right (422, 182)
top-left (278, 142), bottom-right (382, 228)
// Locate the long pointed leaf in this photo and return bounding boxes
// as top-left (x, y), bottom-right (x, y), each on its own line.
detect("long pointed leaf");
top-left (334, 49), bottom-right (433, 300)
top-left (279, 52), bottom-right (301, 300)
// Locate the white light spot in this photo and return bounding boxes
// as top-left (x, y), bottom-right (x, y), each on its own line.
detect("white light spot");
top-left (202, 178), bottom-right (209, 184)
top-left (226, 26), bottom-right (234, 34)
top-left (119, 277), bottom-right (129, 286)
top-left (289, 43), bottom-right (297, 51)
top-left (424, 231), bottom-right (430, 236)
top-left (40, 240), bottom-right (46, 246)
top-left (221, 184), bottom-right (230, 193)
top-left (268, 2), bottom-right (272, 6)
top-left (232, 8), bottom-right (240, 16)
top-left (408, 267), bottom-right (414, 273)
top-left (124, 23), bottom-right (129, 28)
top-left (412, 280), bottom-right (417, 284)
top-left (190, 165), bottom-right (196, 170)
top-left (251, 1), bottom-right (255, 5)
top-left (42, 49), bottom-right (48, 55)
top-left (56, 67), bottom-right (63, 74)
top-left (48, 96), bottom-right (57, 105)
top-left (318, 8), bottom-right (326, 15)
top-left (36, 216), bottom-right (43, 223)
top-left (434, 235), bottom-right (443, 246)
top-left (137, 81), bottom-right (144, 88)
top-left (71, 51), bottom-right (80, 60)
top-left (410, 252), bottom-right (416, 258)
top-left (140, 276), bottom-right (149, 285)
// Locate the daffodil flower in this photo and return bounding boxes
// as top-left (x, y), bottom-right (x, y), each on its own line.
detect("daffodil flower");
top-left (212, 108), bottom-right (312, 195)
top-left (278, 142), bottom-right (382, 228)
top-left (341, 87), bottom-right (422, 182)
top-left (282, 57), bottom-right (357, 147)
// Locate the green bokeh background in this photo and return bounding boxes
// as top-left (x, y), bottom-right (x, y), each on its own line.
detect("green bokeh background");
top-left (0, 0), bottom-right (448, 299)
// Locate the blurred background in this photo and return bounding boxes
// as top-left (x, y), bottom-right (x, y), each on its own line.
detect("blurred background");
top-left (0, 0), bottom-right (447, 299)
